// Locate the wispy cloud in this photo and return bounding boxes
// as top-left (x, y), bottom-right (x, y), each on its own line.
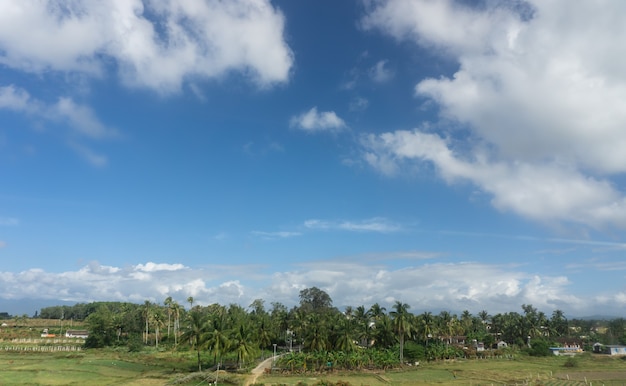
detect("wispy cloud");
top-left (349, 96), bottom-right (369, 112)
top-left (369, 60), bottom-right (394, 83)
top-left (304, 217), bottom-right (401, 233)
top-left (251, 231), bottom-right (302, 240)
top-left (290, 107), bottom-right (347, 133)
top-left (0, 84), bottom-right (116, 166)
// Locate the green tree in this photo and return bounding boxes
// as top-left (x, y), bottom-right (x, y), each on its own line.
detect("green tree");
top-left (206, 323), bottom-right (230, 365)
top-left (390, 301), bottom-right (412, 362)
top-left (550, 309), bottom-right (568, 337)
top-left (299, 286), bottom-right (333, 314)
top-left (373, 314), bottom-right (395, 349)
top-left (151, 307), bottom-right (165, 348)
top-left (231, 323), bottom-right (255, 368)
top-left (332, 313), bottom-right (357, 352)
top-left (85, 305), bottom-right (115, 348)
top-left (181, 310), bottom-right (208, 371)
top-left (417, 311), bottom-right (435, 346)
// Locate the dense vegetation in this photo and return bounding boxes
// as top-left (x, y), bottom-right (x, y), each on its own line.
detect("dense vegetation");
top-left (30, 287), bottom-right (626, 372)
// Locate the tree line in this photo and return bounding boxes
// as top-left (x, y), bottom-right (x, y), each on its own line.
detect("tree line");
top-left (37, 287), bottom-right (626, 371)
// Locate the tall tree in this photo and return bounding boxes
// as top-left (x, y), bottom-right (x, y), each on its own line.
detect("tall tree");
top-left (142, 301), bottom-right (151, 344)
top-left (164, 296), bottom-right (173, 338)
top-left (152, 307), bottom-right (165, 348)
top-left (231, 323), bottom-right (255, 368)
top-left (299, 287), bottom-right (333, 313)
top-left (550, 309), bottom-right (568, 337)
top-left (181, 311), bottom-right (208, 371)
top-left (206, 316), bottom-right (230, 365)
top-left (417, 311), bottom-right (435, 346)
top-left (390, 301), bottom-right (412, 362)
top-left (369, 303), bottom-right (387, 320)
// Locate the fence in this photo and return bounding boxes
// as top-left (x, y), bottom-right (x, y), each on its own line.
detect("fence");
top-left (0, 345), bottom-right (82, 352)
top-left (0, 338), bottom-right (85, 344)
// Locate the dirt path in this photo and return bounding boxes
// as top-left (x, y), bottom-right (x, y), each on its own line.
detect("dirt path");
top-left (243, 356), bottom-right (275, 386)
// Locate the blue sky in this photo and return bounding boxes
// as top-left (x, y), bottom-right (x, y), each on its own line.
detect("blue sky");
top-left (1, 0), bottom-right (626, 317)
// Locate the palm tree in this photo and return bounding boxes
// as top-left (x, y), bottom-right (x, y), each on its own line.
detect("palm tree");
top-left (478, 310), bottom-right (490, 325)
top-left (256, 319), bottom-right (272, 359)
top-left (171, 301), bottom-right (183, 347)
top-left (354, 305), bottom-right (372, 347)
top-left (187, 296), bottom-right (194, 309)
top-left (206, 321), bottom-right (230, 366)
top-left (460, 310), bottom-right (473, 335)
top-left (304, 313), bottom-right (330, 351)
top-left (142, 301), bottom-right (151, 344)
top-left (164, 296), bottom-right (173, 338)
top-left (152, 307), bottom-right (165, 349)
top-left (372, 314), bottom-right (395, 350)
top-left (231, 323), bottom-right (255, 368)
top-left (417, 311), bottom-right (435, 346)
top-left (390, 301), bottom-right (412, 362)
top-left (550, 309), bottom-right (568, 337)
top-left (369, 303), bottom-right (387, 320)
top-left (181, 311), bottom-right (208, 371)
top-left (332, 313), bottom-right (357, 352)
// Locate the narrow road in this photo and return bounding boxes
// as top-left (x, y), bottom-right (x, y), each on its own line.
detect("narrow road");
top-left (243, 356), bottom-right (275, 386)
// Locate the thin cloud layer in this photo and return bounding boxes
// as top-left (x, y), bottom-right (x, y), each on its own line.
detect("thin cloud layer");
top-left (0, 259), bottom-right (619, 316)
top-left (0, 0), bottom-right (294, 93)
top-left (0, 85), bottom-right (115, 165)
top-left (361, 0), bottom-right (626, 230)
top-left (304, 217), bottom-right (401, 233)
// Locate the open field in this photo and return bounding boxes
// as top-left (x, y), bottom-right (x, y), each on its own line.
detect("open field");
top-left (0, 351), bottom-right (177, 385)
top-left (257, 355), bottom-right (626, 386)
top-left (1, 351), bottom-right (626, 385)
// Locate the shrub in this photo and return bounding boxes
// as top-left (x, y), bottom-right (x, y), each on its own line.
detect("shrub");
top-left (563, 357), bottom-right (578, 368)
top-left (526, 340), bottom-right (551, 357)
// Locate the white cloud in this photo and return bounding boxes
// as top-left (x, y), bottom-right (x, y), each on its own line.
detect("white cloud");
top-left (251, 230), bottom-right (302, 240)
top-left (0, 258), bottom-right (621, 316)
top-left (135, 262), bottom-right (187, 272)
top-left (369, 60), bottom-right (394, 83)
top-left (0, 0), bottom-right (293, 94)
top-left (290, 107), bottom-right (347, 133)
top-left (349, 96), bottom-right (369, 112)
top-left (360, 0), bottom-right (626, 230)
top-left (53, 98), bottom-right (117, 139)
top-left (304, 217), bottom-right (401, 233)
top-left (68, 142), bottom-right (108, 167)
top-left (0, 85), bottom-right (116, 139)
top-left (362, 130), bottom-right (626, 229)
top-left (0, 85), bottom-right (33, 111)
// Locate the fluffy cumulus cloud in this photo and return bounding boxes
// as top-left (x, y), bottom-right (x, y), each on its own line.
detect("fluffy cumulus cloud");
top-left (290, 107), bottom-right (347, 133)
top-left (361, 0), bottom-right (626, 230)
top-left (0, 0), bottom-right (293, 93)
top-left (0, 258), bottom-right (622, 315)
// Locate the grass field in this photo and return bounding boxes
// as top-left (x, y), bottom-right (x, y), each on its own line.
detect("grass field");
top-left (258, 354), bottom-right (626, 386)
top-left (1, 350), bottom-right (626, 385)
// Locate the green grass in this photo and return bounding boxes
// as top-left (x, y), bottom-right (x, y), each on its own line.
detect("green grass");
top-left (2, 350), bottom-right (626, 385)
top-left (0, 350), bottom-right (180, 385)
top-left (257, 354), bottom-right (626, 385)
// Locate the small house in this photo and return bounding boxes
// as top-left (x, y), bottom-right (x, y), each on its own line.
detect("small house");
top-left (593, 343), bottom-right (626, 355)
top-left (65, 330), bottom-right (89, 339)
